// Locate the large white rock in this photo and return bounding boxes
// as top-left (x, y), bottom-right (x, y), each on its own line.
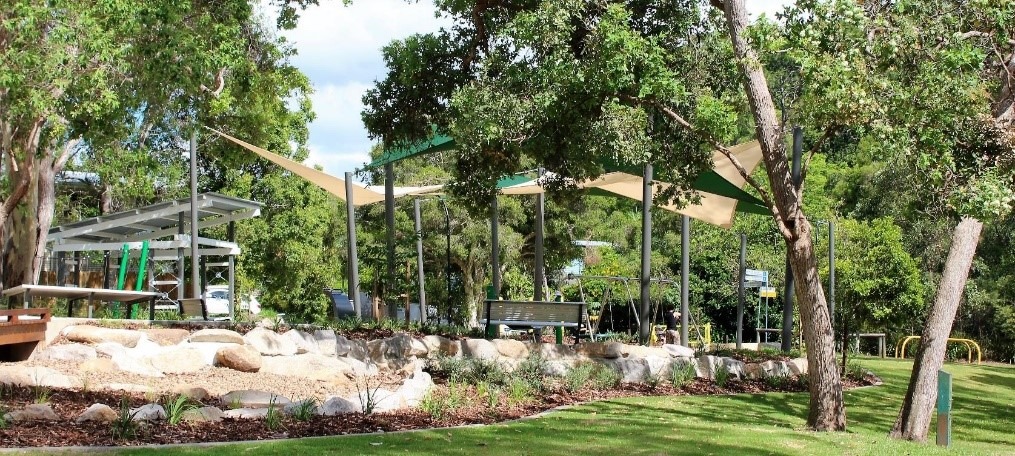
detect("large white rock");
top-left (337, 356), bottom-right (377, 376)
top-left (409, 337), bottom-right (429, 357)
top-left (148, 348), bottom-right (208, 374)
top-left (64, 325), bottom-right (142, 348)
top-left (319, 396), bottom-right (359, 415)
top-left (346, 388), bottom-right (404, 413)
top-left (367, 333), bottom-right (414, 367)
top-left (141, 328), bottom-right (191, 346)
top-left (396, 370), bottom-right (433, 407)
top-left (420, 335), bottom-right (459, 357)
top-left (283, 329), bottom-right (319, 355)
top-left (530, 342), bottom-right (580, 361)
top-left (662, 344), bottom-right (696, 358)
top-left (172, 385), bottom-right (210, 402)
top-left (35, 343), bottom-right (97, 362)
top-left (491, 339), bottom-right (528, 359)
top-left (182, 342), bottom-right (236, 366)
top-left (4, 404), bottom-right (59, 422)
top-left (130, 404), bottom-right (167, 421)
top-left (0, 366), bottom-right (80, 389)
top-left (312, 329), bottom-right (339, 357)
top-left (789, 357), bottom-right (808, 375)
top-left (222, 408), bottom-right (269, 419)
top-left (76, 404), bottom-right (118, 423)
top-left (215, 345), bottom-right (262, 372)
top-left (95, 342), bottom-right (129, 359)
top-left (189, 328), bottom-right (245, 344)
top-left (111, 353), bottom-right (164, 377)
top-left (461, 339), bottom-right (500, 360)
top-left (181, 406), bottom-right (224, 423)
top-left (260, 354), bottom-right (352, 381)
top-left (602, 357), bottom-right (649, 383)
top-left (220, 390), bottom-right (292, 409)
top-left (244, 327), bottom-right (297, 356)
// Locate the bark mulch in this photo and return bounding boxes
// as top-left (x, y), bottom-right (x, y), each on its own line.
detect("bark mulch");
top-left (0, 372), bottom-right (880, 448)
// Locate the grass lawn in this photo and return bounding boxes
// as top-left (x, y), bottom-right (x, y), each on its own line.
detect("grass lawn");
top-left (37, 358), bottom-right (1015, 455)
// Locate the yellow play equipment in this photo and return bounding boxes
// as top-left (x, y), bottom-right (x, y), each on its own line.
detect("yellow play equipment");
top-left (895, 336), bottom-right (982, 364)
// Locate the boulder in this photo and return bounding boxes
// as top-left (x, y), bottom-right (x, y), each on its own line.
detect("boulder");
top-left (336, 356), bottom-right (376, 377)
top-left (283, 329), bottom-right (319, 355)
top-left (188, 328), bottom-right (244, 344)
top-left (695, 355), bottom-right (720, 379)
top-left (260, 354), bottom-right (352, 381)
top-left (312, 329), bottom-right (338, 357)
top-left (130, 404), bottom-right (167, 421)
top-left (215, 345), bottom-right (262, 372)
top-left (367, 333), bottom-right (414, 367)
top-left (149, 348), bottom-right (208, 374)
top-left (602, 358), bottom-right (649, 383)
top-left (35, 343), bottom-right (97, 362)
top-left (64, 325), bottom-right (142, 348)
top-left (94, 342), bottom-right (129, 359)
top-left (220, 390), bottom-right (292, 409)
top-left (130, 336), bottom-right (165, 358)
top-left (420, 335), bottom-right (459, 357)
top-left (111, 353), bottom-right (163, 377)
top-left (543, 359), bottom-right (576, 377)
top-left (172, 385), bottom-right (210, 402)
top-left (76, 404), bottom-right (118, 423)
top-left (409, 337), bottom-right (429, 357)
top-left (789, 357), bottom-right (808, 375)
top-left (0, 366), bottom-right (80, 389)
top-left (4, 404), bottom-right (58, 422)
top-left (662, 344), bottom-right (696, 358)
top-left (182, 341), bottom-right (236, 366)
top-left (744, 362), bottom-right (765, 379)
top-left (576, 342), bottom-right (612, 359)
top-left (222, 408), bottom-right (269, 419)
top-left (602, 342), bottom-right (626, 359)
top-left (80, 358), bottom-right (117, 373)
top-left (530, 342), bottom-right (580, 361)
top-left (335, 335), bottom-right (368, 360)
top-left (319, 396), bottom-right (358, 415)
top-left (104, 383), bottom-right (154, 394)
top-left (346, 388), bottom-right (403, 413)
top-left (141, 328), bottom-right (191, 346)
top-left (761, 360), bottom-right (794, 378)
top-left (461, 339), bottom-right (500, 360)
top-left (618, 344), bottom-right (671, 359)
top-left (181, 406), bottom-right (224, 423)
top-left (244, 327), bottom-right (297, 356)
top-left (491, 339), bottom-right (528, 359)
top-left (721, 357), bottom-right (746, 379)
top-left (644, 355), bottom-right (674, 379)
top-left (396, 370), bottom-right (433, 407)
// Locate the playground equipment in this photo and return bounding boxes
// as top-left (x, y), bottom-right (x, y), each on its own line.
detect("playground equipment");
top-left (895, 336), bottom-right (982, 364)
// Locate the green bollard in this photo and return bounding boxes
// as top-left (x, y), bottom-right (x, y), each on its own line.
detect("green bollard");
top-left (555, 325), bottom-right (564, 344)
top-left (937, 370), bottom-right (953, 447)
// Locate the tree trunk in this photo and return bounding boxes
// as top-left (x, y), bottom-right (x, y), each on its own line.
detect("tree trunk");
top-left (890, 216), bottom-right (983, 441)
top-left (721, 0), bottom-right (845, 431)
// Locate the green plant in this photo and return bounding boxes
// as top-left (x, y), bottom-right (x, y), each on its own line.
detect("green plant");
top-left (355, 378), bottom-right (385, 415)
top-left (110, 399), bottom-right (140, 440)
top-left (164, 394), bottom-right (197, 426)
top-left (506, 378), bottom-right (532, 406)
top-left (845, 361), bottom-right (869, 381)
top-left (564, 362), bottom-right (595, 394)
top-left (419, 383), bottom-right (465, 421)
top-left (670, 361), bottom-right (697, 388)
top-left (512, 354), bottom-right (549, 391)
top-left (290, 398), bottom-right (318, 422)
top-left (762, 373), bottom-right (792, 390)
top-left (476, 381), bottom-right (501, 409)
top-left (464, 358), bottom-right (509, 385)
top-left (591, 364), bottom-right (622, 390)
top-left (713, 361), bottom-right (731, 387)
top-left (228, 396), bottom-right (242, 410)
top-left (265, 397), bottom-right (283, 431)
top-left (426, 355), bottom-right (469, 383)
top-left (0, 404), bottom-right (9, 430)
top-left (796, 373), bottom-right (810, 390)
top-left (643, 370), bottom-right (663, 389)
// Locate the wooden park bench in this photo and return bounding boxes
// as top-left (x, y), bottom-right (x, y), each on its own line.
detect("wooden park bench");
top-left (481, 300), bottom-right (586, 344)
top-left (0, 308), bottom-right (52, 361)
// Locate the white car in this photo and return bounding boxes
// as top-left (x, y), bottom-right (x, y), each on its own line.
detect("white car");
top-left (203, 286), bottom-right (261, 317)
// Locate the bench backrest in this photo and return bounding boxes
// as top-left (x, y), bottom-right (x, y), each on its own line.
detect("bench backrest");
top-left (0, 308), bottom-right (52, 325)
top-left (483, 300), bottom-right (585, 327)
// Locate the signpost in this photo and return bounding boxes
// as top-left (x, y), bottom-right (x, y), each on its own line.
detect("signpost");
top-left (937, 370), bottom-right (953, 447)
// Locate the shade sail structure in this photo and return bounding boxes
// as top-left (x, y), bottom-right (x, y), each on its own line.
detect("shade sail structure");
top-left (208, 128), bottom-right (442, 206)
top-left (367, 133), bottom-right (455, 169)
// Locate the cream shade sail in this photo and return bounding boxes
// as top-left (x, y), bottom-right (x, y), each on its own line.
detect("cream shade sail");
top-left (207, 128), bottom-right (442, 206)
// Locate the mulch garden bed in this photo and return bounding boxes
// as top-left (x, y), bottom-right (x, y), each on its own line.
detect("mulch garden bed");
top-left (0, 371), bottom-right (880, 448)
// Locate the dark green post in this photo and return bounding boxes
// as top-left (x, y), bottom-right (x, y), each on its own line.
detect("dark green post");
top-left (937, 370), bottom-right (953, 447)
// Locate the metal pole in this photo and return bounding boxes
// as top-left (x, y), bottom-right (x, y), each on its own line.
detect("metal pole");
top-left (680, 214), bottom-right (690, 347)
top-left (639, 163), bottom-right (653, 345)
top-left (737, 233), bottom-right (746, 349)
top-left (177, 213), bottom-right (185, 301)
top-left (829, 220), bottom-right (836, 328)
top-left (413, 199), bottom-right (426, 323)
top-left (782, 126), bottom-right (803, 352)
top-left (344, 172), bottom-right (361, 319)
top-left (490, 196), bottom-right (500, 299)
top-left (440, 197), bottom-right (451, 321)
top-left (534, 168), bottom-right (545, 302)
top-left (227, 221), bottom-right (236, 321)
top-left (384, 162), bottom-right (396, 320)
top-left (189, 130), bottom-right (200, 299)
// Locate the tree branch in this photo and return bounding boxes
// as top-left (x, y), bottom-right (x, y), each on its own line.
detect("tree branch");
top-left (800, 124), bottom-right (839, 187)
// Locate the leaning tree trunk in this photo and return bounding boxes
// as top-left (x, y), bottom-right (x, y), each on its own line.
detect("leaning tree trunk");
top-left (890, 217), bottom-right (983, 441)
top-left (721, 0), bottom-right (845, 430)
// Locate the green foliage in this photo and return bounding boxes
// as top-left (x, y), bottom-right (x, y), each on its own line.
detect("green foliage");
top-left (713, 361), bottom-right (732, 388)
top-left (512, 354), bottom-right (550, 392)
top-left (670, 361), bottom-right (697, 388)
top-left (110, 399), bottom-right (140, 441)
top-left (426, 355), bottom-right (470, 384)
top-left (163, 395), bottom-right (197, 426)
top-left (563, 362), bottom-right (596, 394)
top-left (591, 364), bottom-right (623, 390)
top-left (264, 397), bottom-right (283, 431)
top-left (506, 378), bottom-right (533, 406)
top-left (463, 358), bottom-right (510, 386)
top-left (290, 398), bottom-right (318, 422)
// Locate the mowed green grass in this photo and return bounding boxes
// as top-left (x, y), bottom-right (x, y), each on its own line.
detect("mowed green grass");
top-left (36, 358), bottom-right (1015, 456)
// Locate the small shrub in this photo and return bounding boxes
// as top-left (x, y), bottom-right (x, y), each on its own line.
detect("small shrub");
top-left (110, 399), bottom-right (139, 440)
top-left (845, 361), bottom-right (868, 381)
top-left (32, 385), bottom-right (51, 404)
top-left (796, 373), bottom-right (810, 390)
top-left (228, 396), bottom-right (242, 410)
top-left (419, 383), bottom-right (465, 421)
top-left (164, 395), bottom-right (197, 426)
top-left (356, 378), bottom-right (384, 415)
top-left (713, 361), bottom-right (732, 387)
top-left (591, 364), bottom-right (622, 390)
top-left (643, 370), bottom-right (663, 389)
top-left (512, 354), bottom-right (549, 391)
top-left (564, 362), bottom-right (595, 394)
top-left (506, 378), bottom-right (532, 406)
top-left (426, 355), bottom-right (469, 383)
top-left (464, 358), bottom-right (509, 385)
top-left (291, 398), bottom-right (318, 422)
top-left (762, 373), bottom-right (792, 390)
top-left (476, 382), bottom-right (500, 409)
top-left (0, 404), bottom-right (9, 430)
top-left (670, 361), bottom-right (697, 387)
top-left (265, 397), bottom-right (283, 431)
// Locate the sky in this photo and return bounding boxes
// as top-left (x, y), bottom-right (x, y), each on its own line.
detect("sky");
top-left (270, 1), bottom-right (791, 177)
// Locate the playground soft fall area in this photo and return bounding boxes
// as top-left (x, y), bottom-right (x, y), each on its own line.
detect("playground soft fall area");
top-left (1, 0), bottom-right (1014, 454)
